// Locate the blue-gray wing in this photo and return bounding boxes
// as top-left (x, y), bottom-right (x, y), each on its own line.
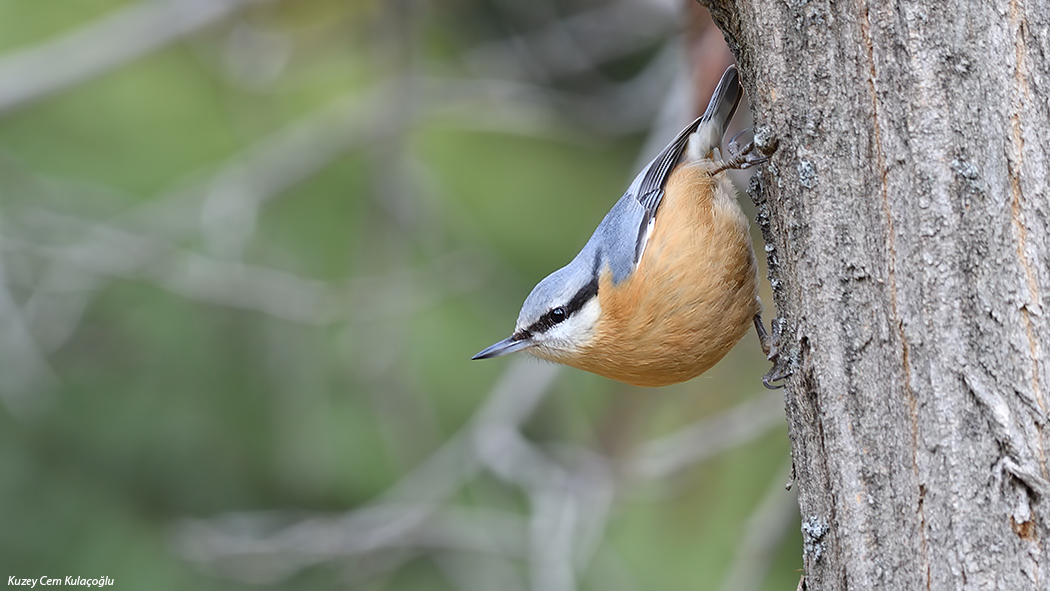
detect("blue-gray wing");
top-left (589, 193), bottom-right (648, 284)
top-left (631, 116), bottom-right (706, 214)
top-left (584, 65), bottom-right (743, 286)
top-left (626, 65), bottom-right (742, 261)
top-left (635, 66), bottom-right (741, 215)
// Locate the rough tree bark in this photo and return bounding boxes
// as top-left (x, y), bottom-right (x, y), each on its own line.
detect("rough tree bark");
top-left (696, 0), bottom-right (1050, 588)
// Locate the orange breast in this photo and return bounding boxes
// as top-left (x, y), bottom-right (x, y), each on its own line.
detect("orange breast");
top-left (571, 162), bottom-right (760, 387)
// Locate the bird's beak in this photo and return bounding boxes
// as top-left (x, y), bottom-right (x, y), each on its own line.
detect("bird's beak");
top-left (472, 335), bottom-right (533, 360)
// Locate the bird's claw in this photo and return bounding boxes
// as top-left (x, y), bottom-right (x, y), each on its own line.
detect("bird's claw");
top-left (711, 130), bottom-right (769, 175)
top-left (754, 313), bottom-right (792, 390)
top-left (762, 359), bottom-right (792, 390)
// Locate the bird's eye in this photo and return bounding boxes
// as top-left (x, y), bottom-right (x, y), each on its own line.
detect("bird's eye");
top-left (549, 306), bottom-right (567, 324)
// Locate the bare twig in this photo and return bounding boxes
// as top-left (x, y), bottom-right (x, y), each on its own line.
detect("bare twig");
top-left (628, 389), bottom-right (785, 481)
top-left (0, 253), bottom-right (58, 417)
top-left (172, 505), bottom-right (527, 584)
top-left (0, 0), bottom-right (266, 115)
top-left (463, 0), bottom-right (679, 82)
top-left (170, 360), bottom-right (561, 583)
top-left (4, 221), bottom-right (486, 327)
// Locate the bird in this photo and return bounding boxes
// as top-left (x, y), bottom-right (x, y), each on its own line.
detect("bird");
top-left (473, 65), bottom-right (777, 388)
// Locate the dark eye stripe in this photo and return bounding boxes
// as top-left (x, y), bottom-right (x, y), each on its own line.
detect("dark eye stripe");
top-left (524, 277), bottom-right (599, 336)
top-left (566, 277), bottom-right (599, 316)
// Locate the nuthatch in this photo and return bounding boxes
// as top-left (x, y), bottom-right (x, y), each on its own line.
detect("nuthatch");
top-left (473, 65), bottom-right (777, 388)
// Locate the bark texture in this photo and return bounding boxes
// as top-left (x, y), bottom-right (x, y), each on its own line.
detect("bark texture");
top-left (697, 0), bottom-right (1050, 588)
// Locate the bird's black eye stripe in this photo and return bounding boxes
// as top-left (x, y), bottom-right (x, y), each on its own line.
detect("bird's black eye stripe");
top-left (525, 277), bottom-right (599, 335)
top-left (531, 306), bottom-right (566, 333)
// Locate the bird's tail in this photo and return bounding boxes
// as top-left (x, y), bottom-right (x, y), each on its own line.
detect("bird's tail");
top-left (688, 65), bottom-right (742, 160)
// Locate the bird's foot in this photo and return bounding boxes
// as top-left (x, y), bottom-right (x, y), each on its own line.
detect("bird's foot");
top-left (753, 313), bottom-right (792, 389)
top-left (711, 129), bottom-right (769, 175)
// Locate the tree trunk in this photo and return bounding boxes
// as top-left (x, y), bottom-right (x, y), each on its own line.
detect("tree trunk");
top-left (697, 0), bottom-right (1050, 588)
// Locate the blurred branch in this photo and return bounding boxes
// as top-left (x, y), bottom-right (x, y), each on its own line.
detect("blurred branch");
top-left (0, 254), bottom-right (58, 418)
top-left (172, 384), bottom-right (787, 589)
top-left (627, 389), bottom-right (785, 481)
top-left (463, 0), bottom-right (679, 82)
top-left (5, 223), bottom-right (485, 327)
top-left (172, 505), bottom-right (527, 584)
top-left (439, 43), bottom-right (684, 137)
top-left (434, 552), bottom-right (529, 591)
top-left (155, 89), bottom-right (383, 252)
top-left (476, 417), bottom-right (614, 591)
top-left (387, 359), bottom-right (560, 505)
top-left (0, 0), bottom-right (266, 116)
top-left (171, 360), bottom-right (561, 583)
top-left (1, 85), bottom-right (381, 353)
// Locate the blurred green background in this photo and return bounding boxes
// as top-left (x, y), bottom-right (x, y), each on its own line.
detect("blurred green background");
top-left (0, 0), bottom-right (798, 589)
